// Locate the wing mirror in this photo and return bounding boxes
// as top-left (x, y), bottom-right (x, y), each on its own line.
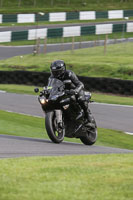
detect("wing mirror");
top-left (34, 88), bottom-right (39, 93)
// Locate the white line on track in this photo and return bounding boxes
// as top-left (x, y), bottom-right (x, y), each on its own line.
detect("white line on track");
top-left (125, 132), bottom-right (133, 136)
top-left (0, 90), bottom-right (6, 93)
top-left (4, 109), bottom-right (43, 118)
top-left (93, 102), bottom-right (133, 108)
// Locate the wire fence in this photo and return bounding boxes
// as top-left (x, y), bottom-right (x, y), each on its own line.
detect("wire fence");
top-left (0, 0), bottom-right (131, 8)
top-left (32, 32), bottom-right (133, 56)
top-left (0, 0), bottom-right (87, 7)
top-left (0, 20), bottom-right (132, 55)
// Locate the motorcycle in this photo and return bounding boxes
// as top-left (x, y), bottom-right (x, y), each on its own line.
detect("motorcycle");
top-left (34, 78), bottom-right (97, 145)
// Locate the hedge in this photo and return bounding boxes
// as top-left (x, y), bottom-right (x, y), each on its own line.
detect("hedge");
top-left (0, 71), bottom-right (132, 95)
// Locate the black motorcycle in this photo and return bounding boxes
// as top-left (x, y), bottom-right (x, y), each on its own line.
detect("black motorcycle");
top-left (34, 78), bottom-right (97, 145)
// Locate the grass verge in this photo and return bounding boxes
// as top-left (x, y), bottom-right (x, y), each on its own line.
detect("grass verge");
top-left (0, 84), bottom-right (133, 106)
top-left (92, 92), bottom-right (133, 106)
top-left (0, 42), bottom-right (133, 80)
top-left (0, 154), bottom-right (133, 200)
top-left (0, 0), bottom-right (133, 13)
top-left (0, 110), bottom-right (132, 150)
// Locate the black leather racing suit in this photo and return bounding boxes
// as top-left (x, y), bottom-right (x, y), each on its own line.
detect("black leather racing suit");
top-left (48, 70), bottom-right (91, 121)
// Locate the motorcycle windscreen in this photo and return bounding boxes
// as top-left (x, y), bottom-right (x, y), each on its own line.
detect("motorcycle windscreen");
top-left (48, 78), bottom-right (64, 99)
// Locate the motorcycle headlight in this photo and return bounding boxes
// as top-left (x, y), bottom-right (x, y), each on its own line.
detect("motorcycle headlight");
top-left (40, 98), bottom-right (48, 104)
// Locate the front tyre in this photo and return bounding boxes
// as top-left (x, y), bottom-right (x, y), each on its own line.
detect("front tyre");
top-left (45, 111), bottom-right (65, 143)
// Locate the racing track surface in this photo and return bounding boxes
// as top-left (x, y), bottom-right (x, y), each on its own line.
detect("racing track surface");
top-left (0, 92), bottom-right (133, 133)
top-left (0, 39), bottom-right (133, 60)
top-left (0, 134), bottom-right (133, 158)
top-left (0, 92), bottom-right (133, 158)
top-left (0, 90), bottom-right (133, 159)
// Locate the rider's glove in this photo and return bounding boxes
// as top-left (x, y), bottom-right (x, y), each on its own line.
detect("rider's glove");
top-left (70, 89), bottom-right (77, 95)
top-left (74, 89), bottom-right (78, 95)
top-left (65, 89), bottom-right (78, 95)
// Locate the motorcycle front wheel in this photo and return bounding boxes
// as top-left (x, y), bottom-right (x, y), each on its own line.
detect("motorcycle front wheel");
top-left (45, 111), bottom-right (65, 143)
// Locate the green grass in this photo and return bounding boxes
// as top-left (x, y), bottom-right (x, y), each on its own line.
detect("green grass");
top-left (0, 42), bottom-right (133, 80)
top-left (0, 84), bottom-right (41, 95)
top-left (0, 154), bottom-right (133, 200)
top-left (0, 84), bottom-right (133, 106)
top-left (0, 0), bottom-right (133, 13)
top-left (0, 110), bottom-right (133, 150)
top-left (0, 110), bottom-right (45, 139)
top-left (92, 92), bottom-right (133, 106)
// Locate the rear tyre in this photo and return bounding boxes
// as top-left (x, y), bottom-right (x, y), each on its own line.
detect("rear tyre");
top-left (45, 111), bottom-right (65, 143)
top-left (80, 117), bottom-right (97, 145)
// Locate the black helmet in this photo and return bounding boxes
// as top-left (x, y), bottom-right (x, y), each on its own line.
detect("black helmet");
top-left (50, 60), bottom-right (66, 78)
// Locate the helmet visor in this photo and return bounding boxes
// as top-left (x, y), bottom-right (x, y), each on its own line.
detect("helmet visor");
top-left (52, 69), bottom-right (63, 78)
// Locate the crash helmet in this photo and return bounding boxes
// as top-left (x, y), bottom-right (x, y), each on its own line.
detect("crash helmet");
top-left (50, 60), bottom-right (66, 79)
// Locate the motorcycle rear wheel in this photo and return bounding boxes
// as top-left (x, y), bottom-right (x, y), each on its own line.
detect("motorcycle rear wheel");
top-left (45, 111), bottom-right (65, 143)
top-left (80, 118), bottom-right (97, 145)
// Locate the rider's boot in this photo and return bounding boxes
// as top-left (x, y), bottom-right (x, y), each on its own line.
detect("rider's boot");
top-left (85, 111), bottom-right (92, 123)
top-left (84, 111), bottom-right (95, 128)
top-left (78, 98), bottom-right (94, 127)
top-left (82, 102), bottom-right (94, 127)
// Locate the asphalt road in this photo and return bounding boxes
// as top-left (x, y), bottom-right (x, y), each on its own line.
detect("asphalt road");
top-left (0, 134), bottom-right (132, 158)
top-left (0, 38), bottom-right (133, 60)
top-left (1, 92), bottom-right (132, 159)
top-left (0, 20), bottom-right (133, 32)
top-left (0, 43), bottom-right (89, 59)
top-left (0, 92), bottom-right (133, 133)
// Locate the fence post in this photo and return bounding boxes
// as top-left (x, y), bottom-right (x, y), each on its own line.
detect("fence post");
top-left (67, 0), bottom-right (70, 5)
top-left (79, 36), bottom-right (82, 49)
top-left (51, 0), bottom-right (54, 6)
top-left (34, 0), bottom-right (36, 7)
top-left (18, 0), bottom-right (21, 7)
top-left (44, 37), bottom-right (47, 54)
top-left (104, 34), bottom-right (108, 55)
top-left (61, 37), bottom-right (64, 51)
top-left (114, 34), bottom-right (117, 44)
top-left (0, 0), bottom-right (3, 7)
top-left (94, 39), bottom-right (97, 47)
top-left (72, 37), bottom-right (75, 53)
top-left (36, 38), bottom-right (40, 54)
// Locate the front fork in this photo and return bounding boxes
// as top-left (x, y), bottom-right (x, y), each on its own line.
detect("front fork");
top-left (54, 110), bottom-right (64, 132)
top-left (55, 110), bottom-right (63, 124)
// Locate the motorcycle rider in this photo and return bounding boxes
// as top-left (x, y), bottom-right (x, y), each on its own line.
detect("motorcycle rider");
top-left (48, 60), bottom-right (92, 124)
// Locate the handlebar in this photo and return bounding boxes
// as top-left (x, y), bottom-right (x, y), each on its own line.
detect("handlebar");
top-left (65, 89), bottom-right (76, 95)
